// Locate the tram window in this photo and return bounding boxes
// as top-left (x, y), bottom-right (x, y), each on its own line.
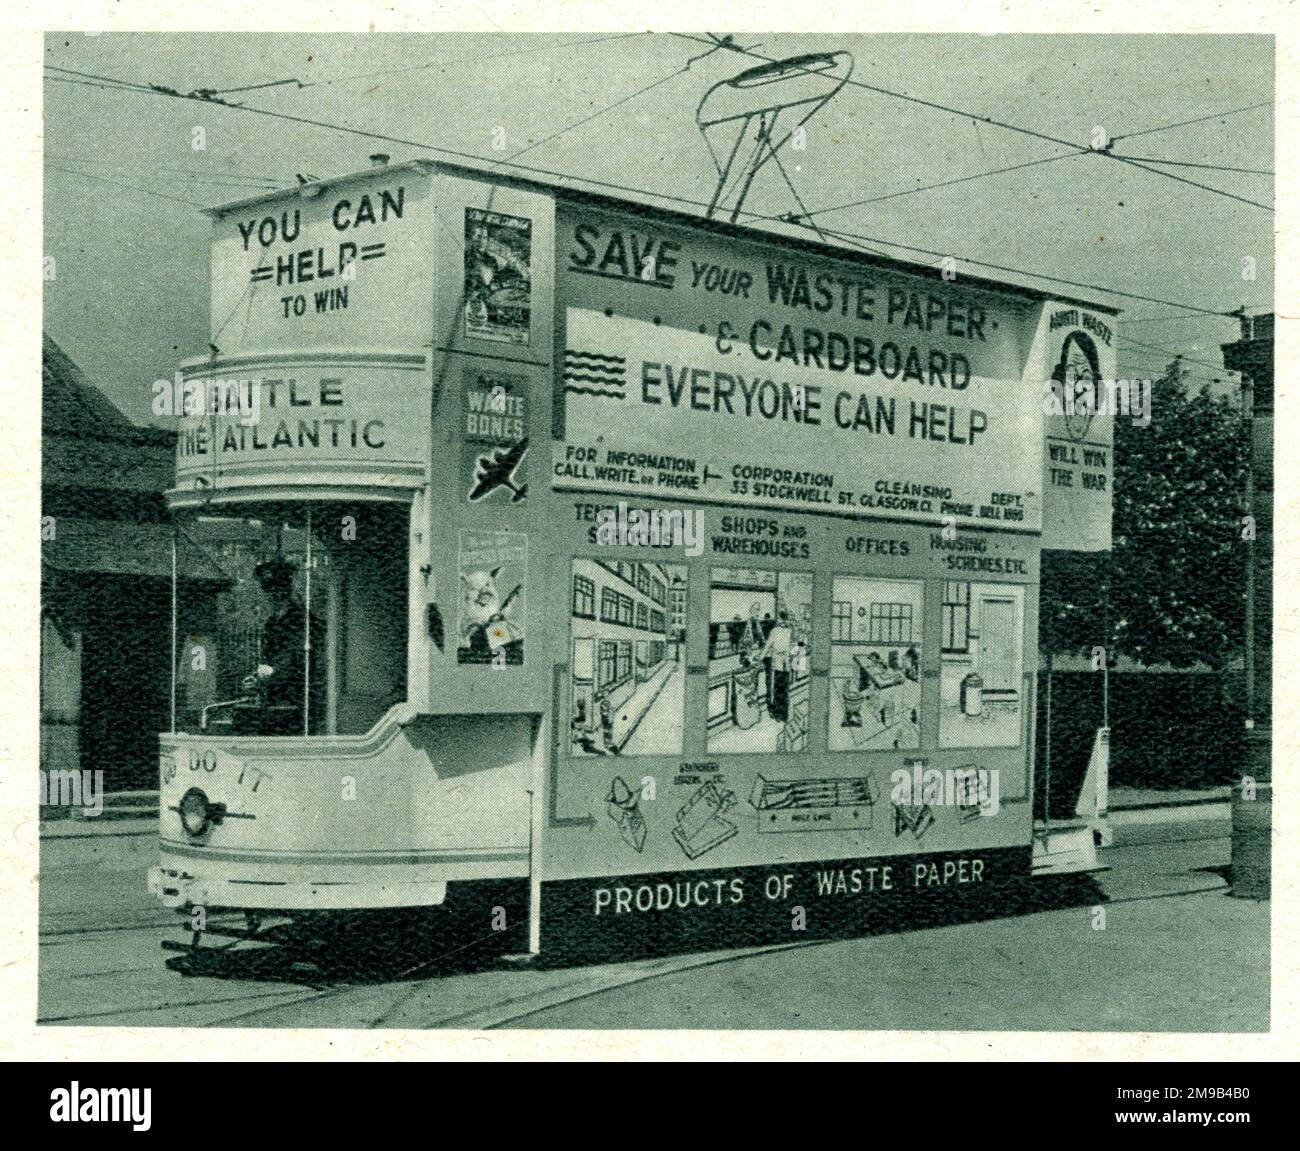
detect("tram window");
top-left (939, 583), bottom-right (1024, 748)
top-left (570, 559), bottom-right (687, 758)
top-left (707, 568), bottom-right (812, 755)
top-left (828, 577), bottom-right (922, 752)
top-left (173, 504), bottom-right (408, 738)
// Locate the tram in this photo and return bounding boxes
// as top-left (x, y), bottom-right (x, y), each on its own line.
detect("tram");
top-left (149, 156), bottom-right (1118, 953)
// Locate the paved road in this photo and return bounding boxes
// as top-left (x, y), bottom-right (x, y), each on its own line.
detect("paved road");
top-left (38, 823), bottom-right (1267, 1031)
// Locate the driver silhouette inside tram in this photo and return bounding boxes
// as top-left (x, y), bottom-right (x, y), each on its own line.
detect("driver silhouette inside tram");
top-left (240, 558), bottom-right (321, 735)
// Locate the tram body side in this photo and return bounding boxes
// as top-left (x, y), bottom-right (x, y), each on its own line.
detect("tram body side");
top-left (151, 161), bottom-right (1115, 938)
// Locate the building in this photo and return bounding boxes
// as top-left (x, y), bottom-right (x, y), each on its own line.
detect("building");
top-left (40, 335), bottom-right (228, 799)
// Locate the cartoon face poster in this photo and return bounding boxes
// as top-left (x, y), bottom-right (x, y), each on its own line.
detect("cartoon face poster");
top-left (457, 530), bottom-right (526, 666)
top-left (461, 367), bottom-right (529, 505)
top-left (463, 207), bottom-right (532, 346)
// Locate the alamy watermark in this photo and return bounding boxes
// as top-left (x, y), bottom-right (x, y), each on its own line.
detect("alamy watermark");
top-left (151, 371), bottom-right (262, 427)
top-left (39, 768), bottom-right (104, 817)
top-left (594, 500), bottom-right (705, 557)
top-left (891, 763), bottom-right (1000, 818)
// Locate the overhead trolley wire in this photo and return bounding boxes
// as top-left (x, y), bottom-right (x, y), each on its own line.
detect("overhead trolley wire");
top-left (802, 151), bottom-right (1086, 217)
top-left (667, 33), bottom-right (1272, 213)
top-left (1110, 101), bottom-right (1271, 143)
top-left (1111, 155), bottom-right (1273, 177)
top-left (44, 61), bottom-right (1247, 318)
top-left (497, 56), bottom-right (699, 166)
top-left (1119, 332), bottom-right (1239, 373)
top-left (810, 221), bottom-right (1235, 316)
top-left (45, 64), bottom-right (160, 93)
top-left (44, 162), bottom-right (207, 207)
top-left (44, 154), bottom-right (284, 190)
top-left (44, 64), bottom-right (735, 214)
top-left (293, 32), bottom-right (649, 91)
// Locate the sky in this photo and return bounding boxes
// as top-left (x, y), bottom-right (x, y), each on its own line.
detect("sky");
top-left (42, 31), bottom-right (1274, 423)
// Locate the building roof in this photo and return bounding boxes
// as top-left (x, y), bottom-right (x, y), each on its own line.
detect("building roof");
top-left (42, 518), bottom-right (230, 584)
top-left (43, 333), bottom-right (177, 494)
top-left (43, 334), bottom-right (170, 441)
top-left (41, 337), bottom-right (230, 585)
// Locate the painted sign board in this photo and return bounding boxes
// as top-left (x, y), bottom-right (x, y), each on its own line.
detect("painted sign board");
top-left (552, 203), bottom-right (1045, 534)
top-left (172, 355), bottom-right (428, 496)
top-left (208, 165), bottom-right (436, 356)
top-left (544, 494), bottom-right (1037, 886)
top-left (1029, 300), bottom-right (1118, 551)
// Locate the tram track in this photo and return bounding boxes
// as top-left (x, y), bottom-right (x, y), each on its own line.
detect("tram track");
top-left (38, 836), bottom-right (1235, 1030)
top-left (190, 937), bottom-right (834, 1030)
top-left (191, 883), bottom-right (1234, 1029)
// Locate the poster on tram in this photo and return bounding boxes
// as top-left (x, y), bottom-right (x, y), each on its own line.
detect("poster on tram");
top-left (457, 529), bottom-right (527, 666)
top-left (463, 207), bottom-right (533, 345)
top-left (1028, 299), bottom-right (1119, 551)
top-left (460, 366), bottom-right (531, 505)
top-left (551, 203), bottom-right (1047, 534)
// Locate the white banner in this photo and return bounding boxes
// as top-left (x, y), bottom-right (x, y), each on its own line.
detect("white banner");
top-left (555, 307), bottom-right (1043, 532)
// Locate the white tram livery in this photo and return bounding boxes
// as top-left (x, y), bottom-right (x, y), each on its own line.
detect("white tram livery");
top-left (150, 158), bottom-right (1117, 951)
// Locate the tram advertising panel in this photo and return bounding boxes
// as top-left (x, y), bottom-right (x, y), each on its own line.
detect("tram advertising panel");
top-left (552, 203), bottom-right (1043, 532)
top-left (1031, 300), bottom-right (1119, 552)
top-left (539, 198), bottom-right (1060, 931)
top-left (207, 164), bottom-right (436, 355)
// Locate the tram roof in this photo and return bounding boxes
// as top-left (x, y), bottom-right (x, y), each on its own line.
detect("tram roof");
top-left (204, 158), bottom-right (1121, 317)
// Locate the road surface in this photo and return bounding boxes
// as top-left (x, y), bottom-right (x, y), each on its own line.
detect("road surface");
top-left (37, 822), bottom-right (1267, 1031)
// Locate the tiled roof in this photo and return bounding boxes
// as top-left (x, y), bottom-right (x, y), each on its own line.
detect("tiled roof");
top-left (42, 333), bottom-right (177, 493)
top-left (41, 517), bottom-right (230, 584)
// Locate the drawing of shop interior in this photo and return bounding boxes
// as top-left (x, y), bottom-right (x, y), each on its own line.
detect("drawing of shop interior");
top-left (938, 581), bottom-right (1024, 747)
top-left (570, 559), bottom-right (687, 757)
top-left (828, 576), bottom-right (922, 751)
top-left (707, 568), bottom-right (812, 754)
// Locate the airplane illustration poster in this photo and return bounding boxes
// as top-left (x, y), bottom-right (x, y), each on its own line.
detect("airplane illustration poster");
top-left (461, 366), bottom-right (530, 505)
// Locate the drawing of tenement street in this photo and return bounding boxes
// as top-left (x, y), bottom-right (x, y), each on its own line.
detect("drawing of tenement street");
top-left (570, 559), bottom-right (688, 756)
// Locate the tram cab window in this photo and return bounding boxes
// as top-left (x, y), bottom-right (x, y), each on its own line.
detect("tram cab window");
top-left (173, 504), bottom-right (409, 737)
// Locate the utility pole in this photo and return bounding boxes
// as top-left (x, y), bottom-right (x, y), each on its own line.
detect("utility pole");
top-left (1222, 310), bottom-right (1273, 899)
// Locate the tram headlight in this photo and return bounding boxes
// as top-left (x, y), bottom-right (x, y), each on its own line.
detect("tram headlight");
top-left (177, 788), bottom-right (215, 837)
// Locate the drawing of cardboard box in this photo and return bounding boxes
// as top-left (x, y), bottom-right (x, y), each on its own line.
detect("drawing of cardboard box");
top-left (672, 782), bottom-right (738, 859)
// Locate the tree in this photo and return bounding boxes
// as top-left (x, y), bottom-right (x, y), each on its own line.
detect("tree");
top-left (1041, 361), bottom-right (1249, 670)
